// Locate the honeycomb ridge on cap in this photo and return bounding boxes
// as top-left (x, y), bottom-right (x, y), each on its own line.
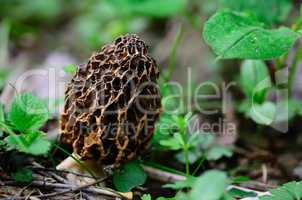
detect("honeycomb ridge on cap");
top-left (60, 34), bottom-right (162, 166)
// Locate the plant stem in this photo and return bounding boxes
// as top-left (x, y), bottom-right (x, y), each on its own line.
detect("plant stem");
top-left (183, 145), bottom-right (190, 176)
top-left (192, 155), bottom-right (206, 176)
top-left (163, 23), bottom-right (183, 83)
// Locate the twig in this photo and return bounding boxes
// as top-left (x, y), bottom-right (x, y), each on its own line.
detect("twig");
top-left (32, 162), bottom-right (68, 184)
top-left (30, 166), bottom-right (95, 179)
top-left (3, 177), bottom-right (131, 200)
top-left (142, 165), bottom-right (186, 183)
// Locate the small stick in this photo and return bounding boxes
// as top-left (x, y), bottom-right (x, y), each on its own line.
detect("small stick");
top-left (31, 166), bottom-right (95, 178)
top-left (3, 178), bottom-right (132, 200)
top-left (142, 165), bottom-right (186, 182)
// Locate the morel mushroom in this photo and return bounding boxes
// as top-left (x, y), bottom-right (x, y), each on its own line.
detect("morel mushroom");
top-left (58, 34), bottom-right (161, 175)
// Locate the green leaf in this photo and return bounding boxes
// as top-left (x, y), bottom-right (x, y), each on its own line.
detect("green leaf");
top-left (141, 194), bottom-right (152, 200)
top-left (10, 93), bottom-right (49, 132)
top-left (26, 137), bottom-right (51, 155)
top-left (187, 132), bottom-right (214, 149)
top-left (218, 0), bottom-right (292, 25)
top-left (220, 193), bottom-right (236, 200)
top-left (207, 145), bottom-right (233, 160)
top-left (231, 176), bottom-right (250, 184)
top-left (160, 132), bottom-right (184, 150)
top-left (240, 60), bottom-right (270, 103)
top-left (228, 187), bottom-right (257, 198)
top-left (11, 168), bottom-right (32, 183)
top-left (106, 0), bottom-right (187, 17)
top-left (164, 177), bottom-right (197, 190)
top-left (5, 131), bottom-right (51, 155)
top-left (248, 102), bottom-right (276, 125)
top-left (113, 160), bottom-right (147, 192)
top-left (190, 170), bottom-right (228, 200)
top-left (63, 64), bottom-right (77, 74)
top-left (260, 181), bottom-right (302, 200)
top-left (175, 150), bottom-right (201, 164)
top-left (203, 11), bottom-right (300, 60)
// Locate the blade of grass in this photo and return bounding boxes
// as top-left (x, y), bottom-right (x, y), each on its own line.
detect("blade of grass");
top-left (163, 23), bottom-right (183, 83)
top-left (192, 155), bottom-right (206, 176)
top-left (0, 19), bottom-right (10, 67)
top-left (53, 143), bottom-right (97, 179)
top-left (143, 160), bottom-right (186, 176)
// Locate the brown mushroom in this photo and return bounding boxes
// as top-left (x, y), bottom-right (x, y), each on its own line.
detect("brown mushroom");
top-left (57, 34), bottom-right (162, 184)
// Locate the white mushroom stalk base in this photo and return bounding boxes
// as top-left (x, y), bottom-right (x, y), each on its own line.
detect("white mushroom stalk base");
top-left (56, 153), bottom-right (133, 200)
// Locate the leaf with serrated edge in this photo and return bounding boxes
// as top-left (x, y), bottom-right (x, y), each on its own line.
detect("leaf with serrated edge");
top-left (203, 11), bottom-right (299, 60)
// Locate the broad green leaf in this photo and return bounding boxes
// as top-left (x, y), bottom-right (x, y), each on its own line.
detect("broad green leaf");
top-left (240, 60), bottom-right (270, 103)
top-left (113, 160), bottom-right (147, 192)
top-left (203, 11), bottom-right (300, 59)
top-left (219, 0), bottom-right (292, 25)
top-left (282, 181), bottom-right (302, 200)
top-left (10, 93), bottom-right (49, 132)
top-left (190, 170), bottom-right (228, 200)
top-left (5, 131), bottom-right (51, 156)
top-left (26, 138), bottom-right (51, 155)
top-left (207, 145), bottom-right (233, 160)
top-left (63, 64), bottom-right (76, 74)
top-left (260, 181), bottom-right (302, 200)
top-left (106, 0), bottom-right (187, 17)
top-left (11, 168), bottom-right (32, 183)
top-left (248, 102), bottom-right (276, 125)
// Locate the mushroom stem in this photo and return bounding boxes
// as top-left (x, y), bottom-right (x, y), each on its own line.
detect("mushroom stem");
top-left (56, 153), bottom-right (105, 184)
top-left (56, 154), bottom-right (133, 199)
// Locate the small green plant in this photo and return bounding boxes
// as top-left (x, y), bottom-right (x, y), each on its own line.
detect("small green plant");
top-left (202, 4), bottom-right (302, 127)
top-left (160, 170), bottom-right (256, 200)
top-left (113, 160), bottom-right (147, 192)
top-left (0, 92), bottom-right (51, 156)
top-left (260, 181), bottom-right (302, 200)
top-left (155, 111), bottom-right (232, 176)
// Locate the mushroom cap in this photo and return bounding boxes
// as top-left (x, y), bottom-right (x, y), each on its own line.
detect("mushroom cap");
top-left (60, 34), bottom-right (162, 166)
